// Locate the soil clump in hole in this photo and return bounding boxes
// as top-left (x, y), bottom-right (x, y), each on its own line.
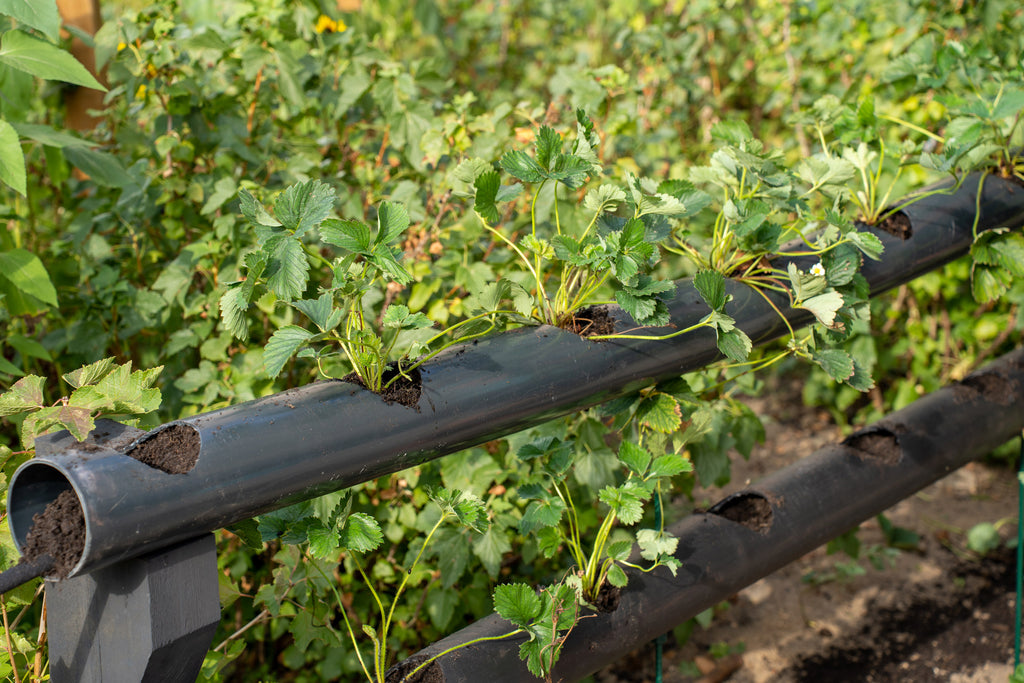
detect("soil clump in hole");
top-left (954, 371), bottom-right (1016, 406)
top-left (843, 428), bottom-right (902, 465)
top-left (385, 655), bottom-right (443, 683)
top-left (709, 493), bottom-right (773, 533)
top-left (563, 306), bottom-right (616, 337)
top-left (128, 424), bottom-right (200, 474)
top-left (22, 489), bottom-right (85, 578)
top-left (591, 582), bottom-right (622, 613)
top-left (344, 365), bottom-right (422, 408)
top-left (874, 211), bottom-right (912, 239)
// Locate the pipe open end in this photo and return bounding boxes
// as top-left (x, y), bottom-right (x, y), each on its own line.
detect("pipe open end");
top-left (843, 426), bottom-right (903, 465)
top-left (708, 492), bottom-right (774, 533)
top-left (126, 423), bottom-right (200, 474)
top-left (7, 462), bottom-right (86, 579)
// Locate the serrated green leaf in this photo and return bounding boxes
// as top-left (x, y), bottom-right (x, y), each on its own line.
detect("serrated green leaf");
top-left (971, 263), bottom-right (1012, 303)
top-left (220, 285), bottom-right (252, 339)
top-left (637, 528), bottom-right (679, 561)
top-left (599, 485), bottom-right (644, 525)
top-left (338, 512), bottom-right (383, 553)
top-left (263, 325), bottom-right (314, 378)
top-left (583, 184), bottom-right (627, 214)
top-left (636, 393), bottom-right (682, 434)
top-left (264, 235), bottom-right (309, 301)
top-left (717, 327), bottom-right (752, 363)
top-left (0, 119), bottom-right (26, 196)
top-left (822, 244), bottom-right (861, 286)
top-left (62, 358), bottom-right (116, 389)
top-left (618, 440), bottom-right (652, 476)
top-left (376, 201), bottom-right (410, 245)
top-left (272, 180), bottom-right (335, 236)
top-left (846, 357), bottom-right (875, 392)
top-left (972, 231), bottom-right (1024, 277)
top-left (473, 170), bottom-right (501, 224)
top-left (519, 497), bottom-right (566, 534)
top-left (812, 349), bottom-right (856, 382)
top-left (535, 126), bottom-right (561, 169)
top-left (0, 30), bottom-right (105, 90)
top-left (648, 452), bottom-right (692, 479)
top-left (239, 189), bottom-right (282, 229)
top-left (606, 563), bottom-right (628, 587)
top-left (694, 270), bottom-right (726, 311)
top-left (0, 248), bottom-right (58, 307)
top-left (847, 230), bottom-right (884, 260)
top-left (292, 293), bottom-right (336, 332)
top-left (493, 583), bottom-right (542, 627)
top-left (800, 290), bottom-right (844, 328)
top-left (320, 218), bottom-right (370, 252)
top-left (607, 540), bottom-right (634, 562)
top-left (306, 522), bottom-right (340, 559)
top-left (62, 147), bottom-right (133, 188)
top-left (500, 149), bottom-right (546, 183)
top-left (0, 374), bottom-right (44, 416)
top-left (383, 304), bottom-right (433, 330)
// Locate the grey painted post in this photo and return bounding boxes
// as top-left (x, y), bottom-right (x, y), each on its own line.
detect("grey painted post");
top-left (45, 533), bottom-right (220, 683)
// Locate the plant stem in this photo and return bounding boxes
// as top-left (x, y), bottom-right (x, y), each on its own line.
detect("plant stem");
top-left (397, 630), bottom-right (523, 682)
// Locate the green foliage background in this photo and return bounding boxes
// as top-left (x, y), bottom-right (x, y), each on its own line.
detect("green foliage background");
top-left (0, 0), bottom-right (1022, 680)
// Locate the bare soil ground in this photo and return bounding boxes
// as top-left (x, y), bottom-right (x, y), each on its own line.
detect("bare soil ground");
top-left (595, 381), bottom-right (1021, 683)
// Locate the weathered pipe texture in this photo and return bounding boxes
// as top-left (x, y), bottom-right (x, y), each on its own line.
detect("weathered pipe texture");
top-left (6, 174), bottom-right (1024, 579)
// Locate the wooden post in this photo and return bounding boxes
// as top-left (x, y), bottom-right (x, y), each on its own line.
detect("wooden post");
top-left (56, 0), bottom-right (105, 130)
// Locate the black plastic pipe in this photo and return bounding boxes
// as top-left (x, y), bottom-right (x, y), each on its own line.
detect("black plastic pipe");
top-left (401, 345), bottom-right (1024, 682)
top-left (6, 174), bottom-right (1024, 579)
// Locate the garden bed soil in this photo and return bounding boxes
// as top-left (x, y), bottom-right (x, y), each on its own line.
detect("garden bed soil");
top-left (596, 375), bottom-right (1021, 683)
top-left (343, 366), bottom-right (423, 408)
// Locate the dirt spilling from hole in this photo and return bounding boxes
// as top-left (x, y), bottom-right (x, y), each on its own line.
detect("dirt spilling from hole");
top-left (563, 306), bottom-right (616, 337)
top-left (592, 582), bottom-right (622, 613)
top-left (875, 211), bottom-right (912, 239)
top-left (22, 489), bottom-right (86, 579)
top-left (843, 428), bottom-right (902, 465)
top-left (710, 493), bottom-right (773, 533)
top-left (385, 655), bottom-right (443, 683)
top-left (953, 371), bottom-right (1016, 406)
top-left (128, 424), bottom-right (200, 474)
top-left (344, 365), bottom-right (422, 408)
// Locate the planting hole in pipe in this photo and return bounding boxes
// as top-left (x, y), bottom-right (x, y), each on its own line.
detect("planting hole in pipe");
top-left (563, 304), bottom-right (616, 337)
top-left (843, 426), bottom-right (903, 465)
top-left (875, 210), bottom-right (912, 239)
top-left (953, 371), bottom-right (1016, 406)
top-left (343, 365), bottom-right (422, 408)
top-left (127, 423), bottom-right (200, 474)
top-left (708, 492), bottom-right (773, 533)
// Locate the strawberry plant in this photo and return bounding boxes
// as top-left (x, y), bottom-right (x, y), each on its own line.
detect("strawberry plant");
top-left (222, 180), bottom-right (504, 395)
top-left (457, 111), bottom-right (687, 332)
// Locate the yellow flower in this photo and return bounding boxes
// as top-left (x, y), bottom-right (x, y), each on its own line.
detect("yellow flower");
top-left (135, 84), bottom-right (147, 99)
top-left (315, 14), bottom-right (346, 34)
top-left (117, 41), bottom-right (128, 52)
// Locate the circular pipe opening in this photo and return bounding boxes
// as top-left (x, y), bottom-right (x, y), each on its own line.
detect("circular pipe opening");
top-left (708, 491), bottom-right (774, 533)
top-left (8, 462), bottom-right (75, 552)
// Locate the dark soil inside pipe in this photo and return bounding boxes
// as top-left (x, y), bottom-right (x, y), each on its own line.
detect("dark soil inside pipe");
top-left (344, 365), bottom-right (422, 408)
top-left (563, 305), bottom-right (617, 337)
top-left (22, 489), bottom-right (85, 579)
top-left (127, 423), bottom-right (201, 474)
top-left (875, 211), bottom-right (912, 239)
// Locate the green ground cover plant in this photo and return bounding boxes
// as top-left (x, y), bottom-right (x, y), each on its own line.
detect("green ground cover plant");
top-left (1, 0), bottom-right (1022, 680)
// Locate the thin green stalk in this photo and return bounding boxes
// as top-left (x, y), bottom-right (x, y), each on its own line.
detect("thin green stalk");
top-left (587, 318), bottom-right (714, 342)
top-left (310, 556), bottom-right (374, 682)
